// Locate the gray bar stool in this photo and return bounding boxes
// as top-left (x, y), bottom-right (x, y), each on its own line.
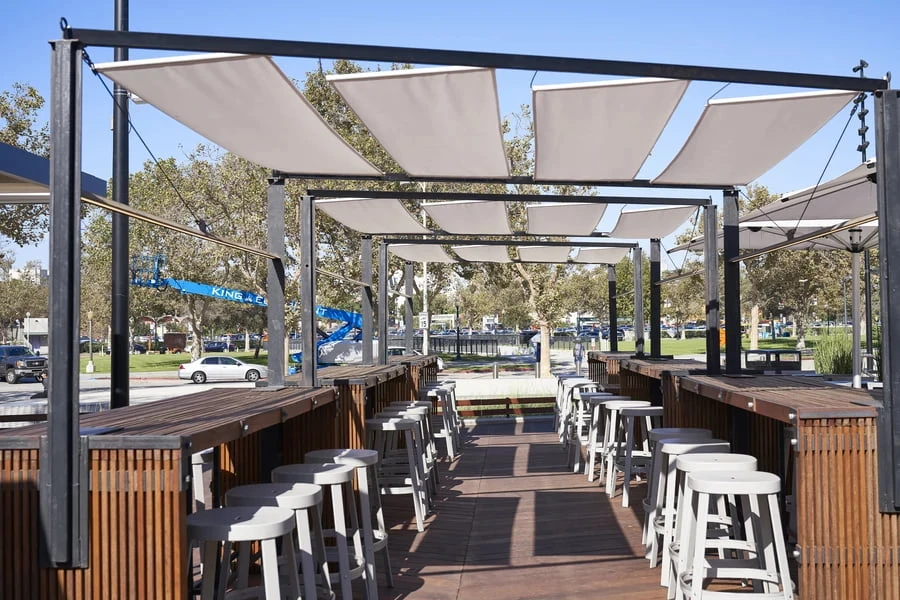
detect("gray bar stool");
top-left (366, 417), bottom-right (428, 532)
top-left (187, 505), bottom-right (300, 600)
top-left (272, 463), bottom-right (364, 600)
top-left (225, 482), bottom-right (333, 600)
top-left (305, 448), bottom-right (392, 599)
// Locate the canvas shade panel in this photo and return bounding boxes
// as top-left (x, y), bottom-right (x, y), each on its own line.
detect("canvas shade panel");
top-left (608, 205), bottom-right (698, 239)
top-left (315, 198), bottom-right (429, 234)
top-left (571, 246), bottom-right (632, 264)
top-left (653, 89), bottom-right (857, 185)
top-left (533, 78), bottom-right (689, 181)
top-left (526, 202), bottom-right (607, 235)
top-left (516, 246), bottom-right (572, 263)
top-left (389, 244), bottom-right (456, 263)
top-left (328, 66), bottom-right (509, 178)
top-left (94, 54), bottom-right (380, 176)
top-left (424, 201), bottom-right (512, 234)
top-left (451, 245), bottom-right (512, 263)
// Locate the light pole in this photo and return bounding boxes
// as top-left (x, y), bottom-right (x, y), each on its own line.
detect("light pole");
top-left (24, 312), bottom-right (30, 347)
top-left (455, 303), bottom-right (461, 360)
top-left (842, 276), bottom-right (851, 337)
top-left (86, 311), bottom-right (95, 373)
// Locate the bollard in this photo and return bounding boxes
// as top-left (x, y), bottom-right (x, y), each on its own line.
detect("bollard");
top-left (534, 361), bottom-right (541, 378)
top-left (492, 362), bottom-right (499, 379)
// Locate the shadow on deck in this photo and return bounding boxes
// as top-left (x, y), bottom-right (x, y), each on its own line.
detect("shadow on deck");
top-left (370, 418), bottom-right (662, 599)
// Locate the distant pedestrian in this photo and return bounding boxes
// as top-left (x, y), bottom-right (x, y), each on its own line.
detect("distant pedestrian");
top-left (573, 339), bottom-right (584, 374)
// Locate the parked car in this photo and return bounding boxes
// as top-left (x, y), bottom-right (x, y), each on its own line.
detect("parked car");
top-left (203, 340), bottom-right (229, 353)
top-left (0, 345), bottom-right (48, 384)
top-left (178, 356), bottom-right (268, 384)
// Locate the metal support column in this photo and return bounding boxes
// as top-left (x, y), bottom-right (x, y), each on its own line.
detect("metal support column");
top-left (299, 195), bottom-right (317, 387)
top-left (608, 265), bottom-right (618, 352)
top-left (865, 249), bottom-right (874, 359)
top-left (404, 262), bottom-right (414, 352)
top-left (723, 189), bottom-right (741, 374)
top-left (266, 178), bottom-right (286, 387)
top-left (44, 38), bottom-right (88, 567)
top-left (110, 0), bottom-right (130, 408)
top-left (377, 241), bottom-right (389, 365)
top-left (633, 247), bottom-right (645, 356)
top-left (704, 204), bottom-right (721, 374)
top-left (875, 88), bottom-right (900, 511)
top-left (650, 239), bottom-right (661, 357)
top-left (361, 236), bottom-right (374, 364)
top-left (851, 230), bottom-right (862, 389)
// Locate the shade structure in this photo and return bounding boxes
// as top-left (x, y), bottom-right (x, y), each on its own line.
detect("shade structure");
top-left (653, 89), bottom-right (857, 185)
top-left (526, 202), bottom-right (607, 236)
top-left (389, 244), bottom-right (456, 263)
top-left (424, 200), bottom-right (512, 235)
top-left (0, 141), bottom-right (107, 203)
top-left (608, 205), bottom-right (698, 239)
top-left (328, 66), bottom-right (509, 178)
top-left (94, 53), bottom-right (380, 176)
top-left (451, 245), bottom-right (512, 263)
top-left (571, 246), bottom-right (632, 264)
top-left (533, 78), bottom-right (689, 182)
top-left (315, 198), bottom-right (428, 234)
top-left (671, 219), bottom-right (879, 253)
top-left (517, 246), bottom-right (572, 263)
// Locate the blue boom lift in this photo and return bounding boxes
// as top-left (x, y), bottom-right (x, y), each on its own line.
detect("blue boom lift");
top-left (130, 255), bottom-right (362, 362)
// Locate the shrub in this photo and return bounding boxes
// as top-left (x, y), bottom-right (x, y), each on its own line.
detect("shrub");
top-left (813, 332), bottom-right (853, 375)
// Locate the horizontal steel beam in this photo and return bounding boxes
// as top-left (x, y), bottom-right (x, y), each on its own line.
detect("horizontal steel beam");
top-left (383, 238), bottom-right (637, 248)
top-left (734, 213), bottom-right (878, 261)
top-left (309, 189), bottom-right (713, 204)
top-left (66, 28), bottom-right (887, 91)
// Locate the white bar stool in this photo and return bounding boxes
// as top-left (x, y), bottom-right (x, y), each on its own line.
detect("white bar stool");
top-left (555, 376), bottom-right (593, 442)
top-left (667, 453), bottom-right (758, 599)
top-left (271, 463), bottom-right (364, 600)
top-left (651, 438), bottom-right (732, 582)
top-left (225, 482), bottom-right (333, 600)
top-left (366, 418), bottom-right (428, 532)
top-left (607, 405), bottom-right (664, 507)
top-left (595, 400), bottom-right (650, 488)
top-left (187, 505), bottom-right (300, 600)
top-left (677, 471), bottom-right (794, 600)
top-left (376, 407), bottom-right (438, 502)
top-left (581, 394), bottom-right (630, 481)
top-left (305, 448), bottom-right (391, 598)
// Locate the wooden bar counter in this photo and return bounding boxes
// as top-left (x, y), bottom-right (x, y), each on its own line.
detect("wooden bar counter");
top-left (389, 354), bottom-right (440, 402)
top-left (0, 385), bottom-right (334, 600)
top-left (618, 357), bottom-right (706, 406)
top-left (586, 351), bottom-right (631, 386)
top-left (668, 374), bottom-right (897, 600)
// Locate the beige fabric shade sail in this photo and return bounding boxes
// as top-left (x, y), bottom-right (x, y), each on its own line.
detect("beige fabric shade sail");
top-left (424, 200), bottom-right (512, 235)
top-left (315, 198), bottom-right (428, 234)
top-left (533, 78), bottom-right (689, 181)
top-left (571, 246), bottom-right (632, 264)
top-left (389, 244), bottom-right (456, 263)
top-left (328, 66), bottom-right (509, 178)
top-left (94, 54), bottom-right (380, 176)
top-left (451, 245), bottom-right (512, 263)
top-left (526, 202), bottom-right (607, 236)
top-left (653, 89), bottom-right (857, 186)
top-left (516, 246), bottom-right (572, 263)
top-left (608, 205), bottom-right (698, 239)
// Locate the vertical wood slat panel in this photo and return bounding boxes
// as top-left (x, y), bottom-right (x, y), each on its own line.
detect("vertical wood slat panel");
top-left (0, 449), bottom-right (40, 598)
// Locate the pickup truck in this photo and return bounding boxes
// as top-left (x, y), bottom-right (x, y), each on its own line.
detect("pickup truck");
top-left (0, 345), bottom-right (48, 384)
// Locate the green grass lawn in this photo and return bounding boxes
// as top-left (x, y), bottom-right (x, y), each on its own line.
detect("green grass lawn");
top-left (78, 351), bottom-right (269, 374)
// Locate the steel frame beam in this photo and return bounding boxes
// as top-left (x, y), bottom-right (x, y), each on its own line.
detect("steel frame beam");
top-left (704, 204), bottom-right (721, 375)
top-left (723, 189), bottom-right (741, 374)
top-left (382, 238), bottom-right (636, 248)
top-left (44, 38), bottom-right (88, 568)
top-left (608, 265), bottom-right (618, 352)
top-left (378, 241), bottom-right (389, 365)
top-left (649, 239), bottom-right (661, 357)
top-left (299, 195), bottom-right (317, 386)
top-left (361, 236), bottom-right (374, 364)
top-left (307, 189), bottom-right (713, 204)
top-left (66, 27), bottom-right (886, 91)
top-left (266, 178), bottom-right (286, 387)
top-left (633, 247), bottom-right (645, 356)
top-left (404, 262), bottom-right (414, 352)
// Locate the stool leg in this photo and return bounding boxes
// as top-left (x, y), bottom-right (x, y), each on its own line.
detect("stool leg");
top-left (406, 430), bottom-right (427, 530)
top-left (199, 540), bottom-right (219, 600)
top-left (765, 494), bottom-right (794, 600)
top-left (235, 540), bottom-right (250, 589)
top-left (690, 491), bottom-right (712, 600)
top-left (310, 504), bottom-right (334, 597)
top-left (586, 403), bottom-right (600, 480)
top-left (370, 464), bottom-right (394, 587)
top-left (259, 537), bottom-right (282, 600)
top-left (622, 415), bottom-right (635, 507)
top-left (357, 467), bottom-right (380, 599)
top-left (279, 532), bottom-right (302, 600)
top-left (330, 484), bottom-right (354, 600)
top-left (297, 510), bottom-right (319, 600)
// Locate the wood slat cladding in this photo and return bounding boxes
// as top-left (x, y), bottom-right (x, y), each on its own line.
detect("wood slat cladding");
top-left (389, 354), bottom-right (439, 402)
top-left (618, 358), bottom-right (705, 406)
top-left (670, 374), bottom-right (895, 600)
top-left (586, 351), bottom-right (630, 386)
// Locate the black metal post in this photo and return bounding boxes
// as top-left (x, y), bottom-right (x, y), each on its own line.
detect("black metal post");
top-left (110, 0), bottom-right (130, 408)
top-left (299, 195), bottom-right (317, 386)
top-left (704, 203), bottom-right (721, 375)
top-left (404, 262), bottom-right (414, 352)
top-left (377, 241), bottom-right (389, 365)
top-left (633, 247), bottom-right (644, 356)
top-left (865, 249), bottom-right (874, 357)
top-left (266, 178), bottom-right (285, 387)
top-left (455, 304), bottom-right (461, 360)
top-left (44, 38), bottom-right (88, 568)
top-left (361, 236), bottom-right (374, 364)
top-left (608, 265), bottom-right (618, 352)
top-left (875, 89), bottom-right (900, 511)
top-left (723, 189), bottom-right (741, 374)
top-left (649, 239), bottom-right (661, 357)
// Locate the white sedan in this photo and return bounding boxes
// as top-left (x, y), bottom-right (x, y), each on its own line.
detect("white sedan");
top-left (178, 356), bottom-right (268, 384)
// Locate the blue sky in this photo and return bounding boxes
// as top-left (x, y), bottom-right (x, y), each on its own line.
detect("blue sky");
top-left (3, 0), bottom-right (899, 268)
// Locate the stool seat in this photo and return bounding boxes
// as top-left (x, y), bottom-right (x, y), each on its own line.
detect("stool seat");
top-left (187, 506), bottom-right (295, 541)
top-left (675, 453), bottom-right (758, 472)
top-left (366, 417), bottom-right (416, 431)
top-left (687, 471), bottom-right (781, 495)
top-left (306, 448), bottom-right (379, 468)
top-left (649, 428), bottom-right (713, 444)
top-left (226, 482), bottom-right (323, 510)
top-left (272, 463), bottom-right (355, 486)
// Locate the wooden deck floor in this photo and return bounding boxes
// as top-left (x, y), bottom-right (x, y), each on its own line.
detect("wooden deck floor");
top-left (366, 418), bottom-right (665, 599)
